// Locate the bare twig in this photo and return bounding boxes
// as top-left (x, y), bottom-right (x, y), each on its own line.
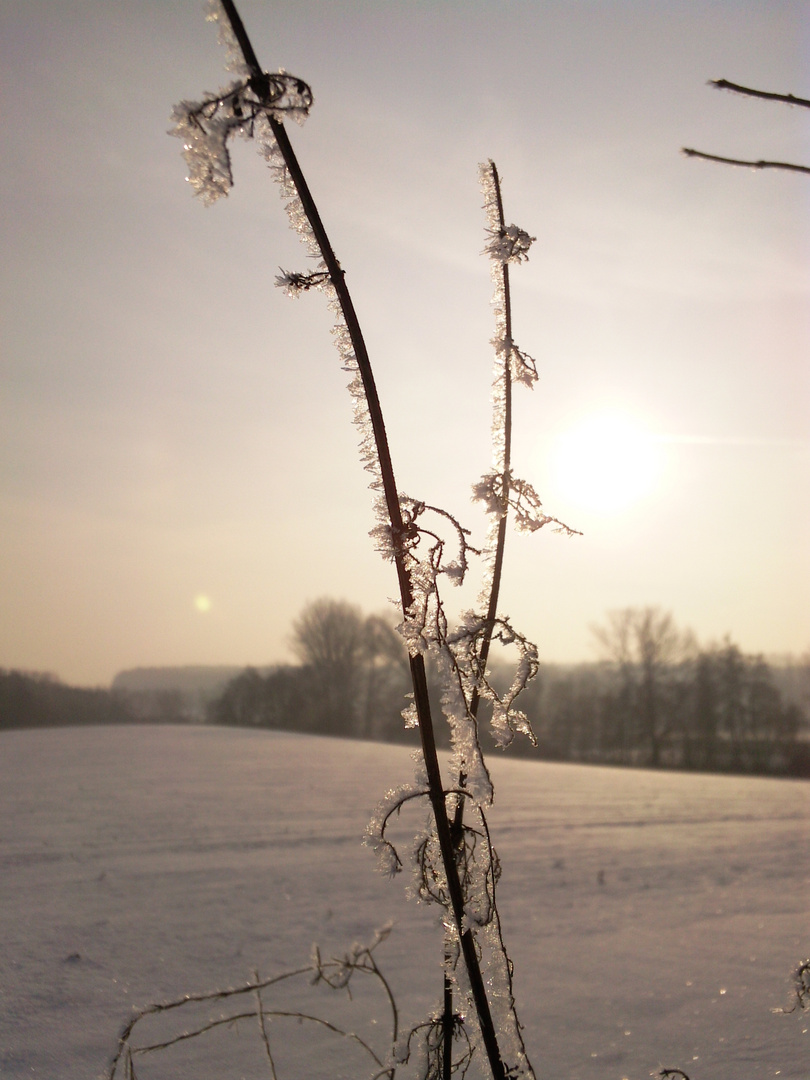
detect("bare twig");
top-left (681, 147), bottom-right (810, 175)
top-left (683, 78), bottom-right (810, 176)
top-left (108, 966), bottom-right (312, 1077)
top-left (254, 976), bottom-right (279, 1080)
top-left (135, 1008), bottom-right (384, 1064)
top-left (795, 959), bottom-right (810, 1010)
top-left (710, 78), bottom-right (810, 109)
top-left (110, 944), bottom-right (399, 1080)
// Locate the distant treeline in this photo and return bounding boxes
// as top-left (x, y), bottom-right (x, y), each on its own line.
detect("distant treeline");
top-left (1, 667), bottom-right (238, 731)
top-left (209, 600), bottom-right (810, 778)
top-left (516, 653), bottom-right (808, 777)
top-left (3, 601), bottom-right (808, 777)
top-left (0, 669), bottom-right (135, 730)
top-left (210, 599), bottom-right (414, 743)
top-left (0, 669), bottom-right (217, 730)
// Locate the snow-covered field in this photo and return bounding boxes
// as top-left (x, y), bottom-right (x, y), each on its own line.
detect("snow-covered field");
top-left (1, 725), bottom-right (807, 1080)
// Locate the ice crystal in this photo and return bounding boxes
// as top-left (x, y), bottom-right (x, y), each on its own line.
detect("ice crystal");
top-left (431, 640), bottom-right (494, 806)
top-left (365, 783), bottom-right (431, 878)
top-left (480, 916), bottom-right (534, 1079)
top-left (492, 335), bottom-right (538, 388)
top-left (204, 0), bottom-right (250, 78)
top-left (401, 696), bottom-right (419, 729)
top-left (474, 471), bottom-right (575, 538)
top-left (471, 473), bottom-right (506, 518)
top-left (445, 613), bottom-right (539, 749)
top-left (480, 160), bottom-right (535, 263)
top-left (259, 123), bottom-right (386, 499)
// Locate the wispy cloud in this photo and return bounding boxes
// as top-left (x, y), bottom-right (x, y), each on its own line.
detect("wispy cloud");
top-left (656, 435), bottom-right (809, 447)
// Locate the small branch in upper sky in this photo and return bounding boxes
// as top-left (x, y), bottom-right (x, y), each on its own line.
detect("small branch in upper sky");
top-left (683, 78), bottom-right (810, 177)
top-left (709, 79), bottom-right (810, 110)
top-left (681, 148), bottom-right (810, 175)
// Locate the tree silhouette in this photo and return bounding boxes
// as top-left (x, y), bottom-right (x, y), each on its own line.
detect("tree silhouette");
top-left (291, 599), bottom-right (368, 736)
top-left (288, 599), bottom-right (409, 738)
top-left (592, 607), bottom-right (694, 767)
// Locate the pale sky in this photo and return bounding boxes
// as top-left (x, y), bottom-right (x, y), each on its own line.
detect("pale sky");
top-left (1, 0), bottom-right (808, 686)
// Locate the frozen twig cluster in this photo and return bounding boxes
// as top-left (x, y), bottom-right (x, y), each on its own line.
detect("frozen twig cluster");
top-left (108, 927), bottom-right (399, 1080)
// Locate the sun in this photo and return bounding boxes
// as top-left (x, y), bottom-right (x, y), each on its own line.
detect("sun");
top-left (550, 413), bottom-right (661, 513)
top-left (194, 594), bottom-right (212, 613)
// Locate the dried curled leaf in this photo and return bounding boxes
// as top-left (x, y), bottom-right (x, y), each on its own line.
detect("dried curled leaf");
top-left (169, 72), bottom-right (313, 204)
top-left (448, 612), bottom-right (540, 748)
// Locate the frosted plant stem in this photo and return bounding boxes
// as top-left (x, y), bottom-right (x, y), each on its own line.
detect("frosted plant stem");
top-left (444, 161), bottom-right (514, 1080)
top-left (217, 3), bottom-right (507, 1076)
top-left (449, 160), bottom-right (515, 824)
top-left (462, 160), bottom-right (513, 780)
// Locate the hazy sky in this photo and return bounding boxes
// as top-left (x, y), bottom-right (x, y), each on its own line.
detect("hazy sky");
top-left (2, 0), bottom-right (808, 686)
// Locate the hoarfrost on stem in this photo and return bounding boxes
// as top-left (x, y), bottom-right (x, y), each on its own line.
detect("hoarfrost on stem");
top-left (169, 9), bottom-right (578, 1075)
top-left (204, 0), bottom-right (251, 77)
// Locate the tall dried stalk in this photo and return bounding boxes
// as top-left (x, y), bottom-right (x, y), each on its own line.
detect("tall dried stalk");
top-left (167, 3), bottom-right (575, 1076)
top-left (440, 159), bottom-right (577, 1073)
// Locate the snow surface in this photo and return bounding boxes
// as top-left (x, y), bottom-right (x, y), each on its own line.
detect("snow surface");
top-left (1, 725), bottom-right (807, 1080)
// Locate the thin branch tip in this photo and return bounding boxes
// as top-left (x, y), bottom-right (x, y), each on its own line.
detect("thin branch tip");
top-left (707, 77), bottom-right (810, 109)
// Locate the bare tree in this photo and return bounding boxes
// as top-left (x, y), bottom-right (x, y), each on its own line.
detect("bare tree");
top-left (593, 607), bottom-right (694, 766)
top-left (683, 79), bottom-right (810, 175)
top-left (290, 600), bottom-right (409, 738)
top-left (291, 598), bottom-right (366, 672)
top-left (291, 598), bottom-right (367, 735)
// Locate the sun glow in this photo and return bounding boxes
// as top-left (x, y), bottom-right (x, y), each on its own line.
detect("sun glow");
top-left (551, 413), bottom-right (661, 513)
